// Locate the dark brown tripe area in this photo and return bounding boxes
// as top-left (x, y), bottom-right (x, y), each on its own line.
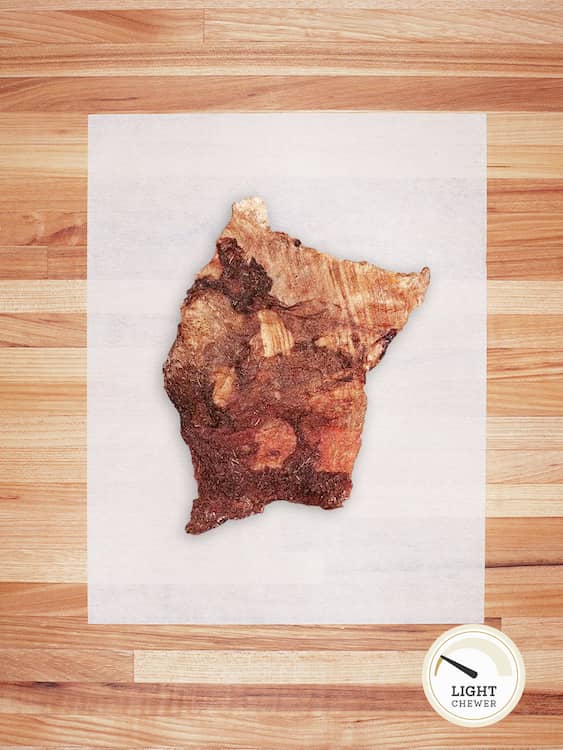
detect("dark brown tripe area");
top-left (163, 197), bottom-right (430, 534)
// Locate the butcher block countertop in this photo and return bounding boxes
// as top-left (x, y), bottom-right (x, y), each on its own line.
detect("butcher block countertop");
top-left (0, 4), bottom-right (562, 748)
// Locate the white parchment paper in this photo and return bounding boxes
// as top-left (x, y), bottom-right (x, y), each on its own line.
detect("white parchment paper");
top-left (88, 113), bottom-right (486, 623)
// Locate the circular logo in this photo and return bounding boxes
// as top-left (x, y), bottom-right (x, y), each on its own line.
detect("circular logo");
top-left (422, 624), bottom-right (525, 727)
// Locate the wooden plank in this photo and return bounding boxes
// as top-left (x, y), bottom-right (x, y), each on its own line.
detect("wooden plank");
top-left (0, 210), bottom-right (86, 245)
top-left (0, 348), bottom-right (84, 380)
top-left (488, 179), bottom-right (563, 214)
top-left (487, 450), bottom-right (563, 484)
top-left (488, 113), bottom-right (563, 145)
top-left (488, 418), bottom-right (563, 449)
top-left (0, 415), bottom-right (84, 446)
top-left (0, 683), bottom-right (423, 713)
top-left (0, 711), bottom-right (562, 748)
top-left (2, 42), bottom-right (563, 78)
top-left (0, 178), bottom-right (85, 211)
top-left (0, 247), bottom-right (47, 279)
top-left (205, 9), bottom-right (563, 44)
top-left (488, 244), bottom-right (563, 281)
top-left (515, 650), bottom-right (563, 690)
top-left (503, 617), bottom-right (563, 649)
top-left (488, 115), bottom-right (563, 181)
top-left (0, 619), bottom-right (468, 652)
top-left (488, 349), bottom-right (563, 381)
top-left (0, 314), bottom-right (85, 347)
top-left (0, 281), bottom-right (84, 312)
top-left (487, 485), bottom-right (563, 517)
top-left (0, 446), bottom-right (84, 482)
top-left (486, 565), bottom-right (563, 617)
top-left (0, 552), bottom-right (87, 588)
top-left (0, 142), bottom-right (85, 173)
top-left (1, 76), bottom-right (563, 113)
top-left (488, 282), bottom-right (563, 314)
top-left (0, 583), bottom-right (85, 616)
top-left (515, 692), bottom-right (563, 716)
top-left (0, 382), bottom-right (85, 414)
top-left (489, 147), bottom-right (563, 179)
top-left (0, 551), bottom-right (85, 584)
top-left (0, 142), bottom-right (86, 211)
top-left (488, 315), bottom-right (563, 349)
top-left (0, 10), bottom-right (203, 44)
top-left (2, 0), bottom-right (563, 8)
top-left (47, 246), bottom-right (85, 279)
top-left (487, 518), bottom-right (563, 566)
top-left (0, 482), bottom-right (83, 503)
top-left (488, 381), bottom-right (563, 416)
top-left (0, 650), bottom-right (132, 682)
top-left (0, 477), bottom-right (81, 581)
top-left (0, 113), bottom-right (85, 144)
top-left (489, 215), bottom-right (563, 254)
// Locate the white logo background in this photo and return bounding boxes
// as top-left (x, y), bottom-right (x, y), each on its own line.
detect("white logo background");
top-left (422, 624), bottom-right (526, 727)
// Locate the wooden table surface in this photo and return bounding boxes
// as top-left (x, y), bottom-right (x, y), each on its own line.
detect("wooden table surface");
top-left (1, 3), bottom-right (562, 748)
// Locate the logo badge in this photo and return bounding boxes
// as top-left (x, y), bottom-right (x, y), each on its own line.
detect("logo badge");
top-left (422, 624), bottom-right (525, 727)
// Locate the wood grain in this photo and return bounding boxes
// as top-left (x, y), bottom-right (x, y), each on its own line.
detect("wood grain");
top-left (0, 211), bottom-right (86, 245)
top-left (488, 179), bottom-right (563, 213)
top-left (0, 381), bottom-right (85, 414)
top-left (0, 583), bottom-right (86, 616)
top-left (0, 4), bottom-right (562, 748)
top-left (488, 282), bottom-right (563, 313)
top-left (0, 682), bottom-right (433, 713)
top-left (487, 485), bottom-right (563, 517)
top-left (47, 246), bottom-right (85, 279)
top-left (503, 617), bottom-right (563, 649)
top-left (0, 10), bottom-right (203, 45)
top-left (0, 313), bottom-right (85, 347)
top-left (0, 281), bottom-right (84, 312)
top-left (488, 450), bottom-right (563, 484)
top-left (488, 418), bottom-right (563, 448)
top-left (205, 9), bottom-right (563, 44)
top-left (0, 711), bottom-right (562, 748)
top-left (134, 650), bottom-right (424, 684)
top-left (0, 348), bottom-right (84, 379)
top-left (488, 348), bottom-right (563, 380)
top-left (488, 244), bottom-right (563, 280)
top-left (0, 650), bottom-right (133, 682)
top-left (3, 0), bottom-right (563, 7)
top-left (2, 76), bottom-right (563, 114)
top-left (488, 381), bottom-right (563, 416)
top-left (486, 566), bottom-right (563, 618)
top-left (0, 113), bottom-right (85, 142)
top-left (3, 42), bottom-right (563, 79)
top-left (486, 518), bottom-right (563, 566)
top-left (0, 247), bottom-right (48, 279)
top-left (489, 218), bottom-right (563, 263)
top-left (488, 315), bottom-right (563, 348)
top-left (0, 619), bottom-right (466, 651)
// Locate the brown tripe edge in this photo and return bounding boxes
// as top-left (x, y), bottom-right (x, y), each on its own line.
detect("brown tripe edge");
top-left (163, 197), bottom-right (430, 534)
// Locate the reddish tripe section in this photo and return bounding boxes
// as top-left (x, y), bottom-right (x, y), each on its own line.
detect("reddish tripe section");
top-left (163, 197), bottom-right (430, 534)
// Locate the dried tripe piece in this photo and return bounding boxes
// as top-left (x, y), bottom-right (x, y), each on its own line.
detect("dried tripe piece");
top-left (163, 197), bottom-right (430, 534)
